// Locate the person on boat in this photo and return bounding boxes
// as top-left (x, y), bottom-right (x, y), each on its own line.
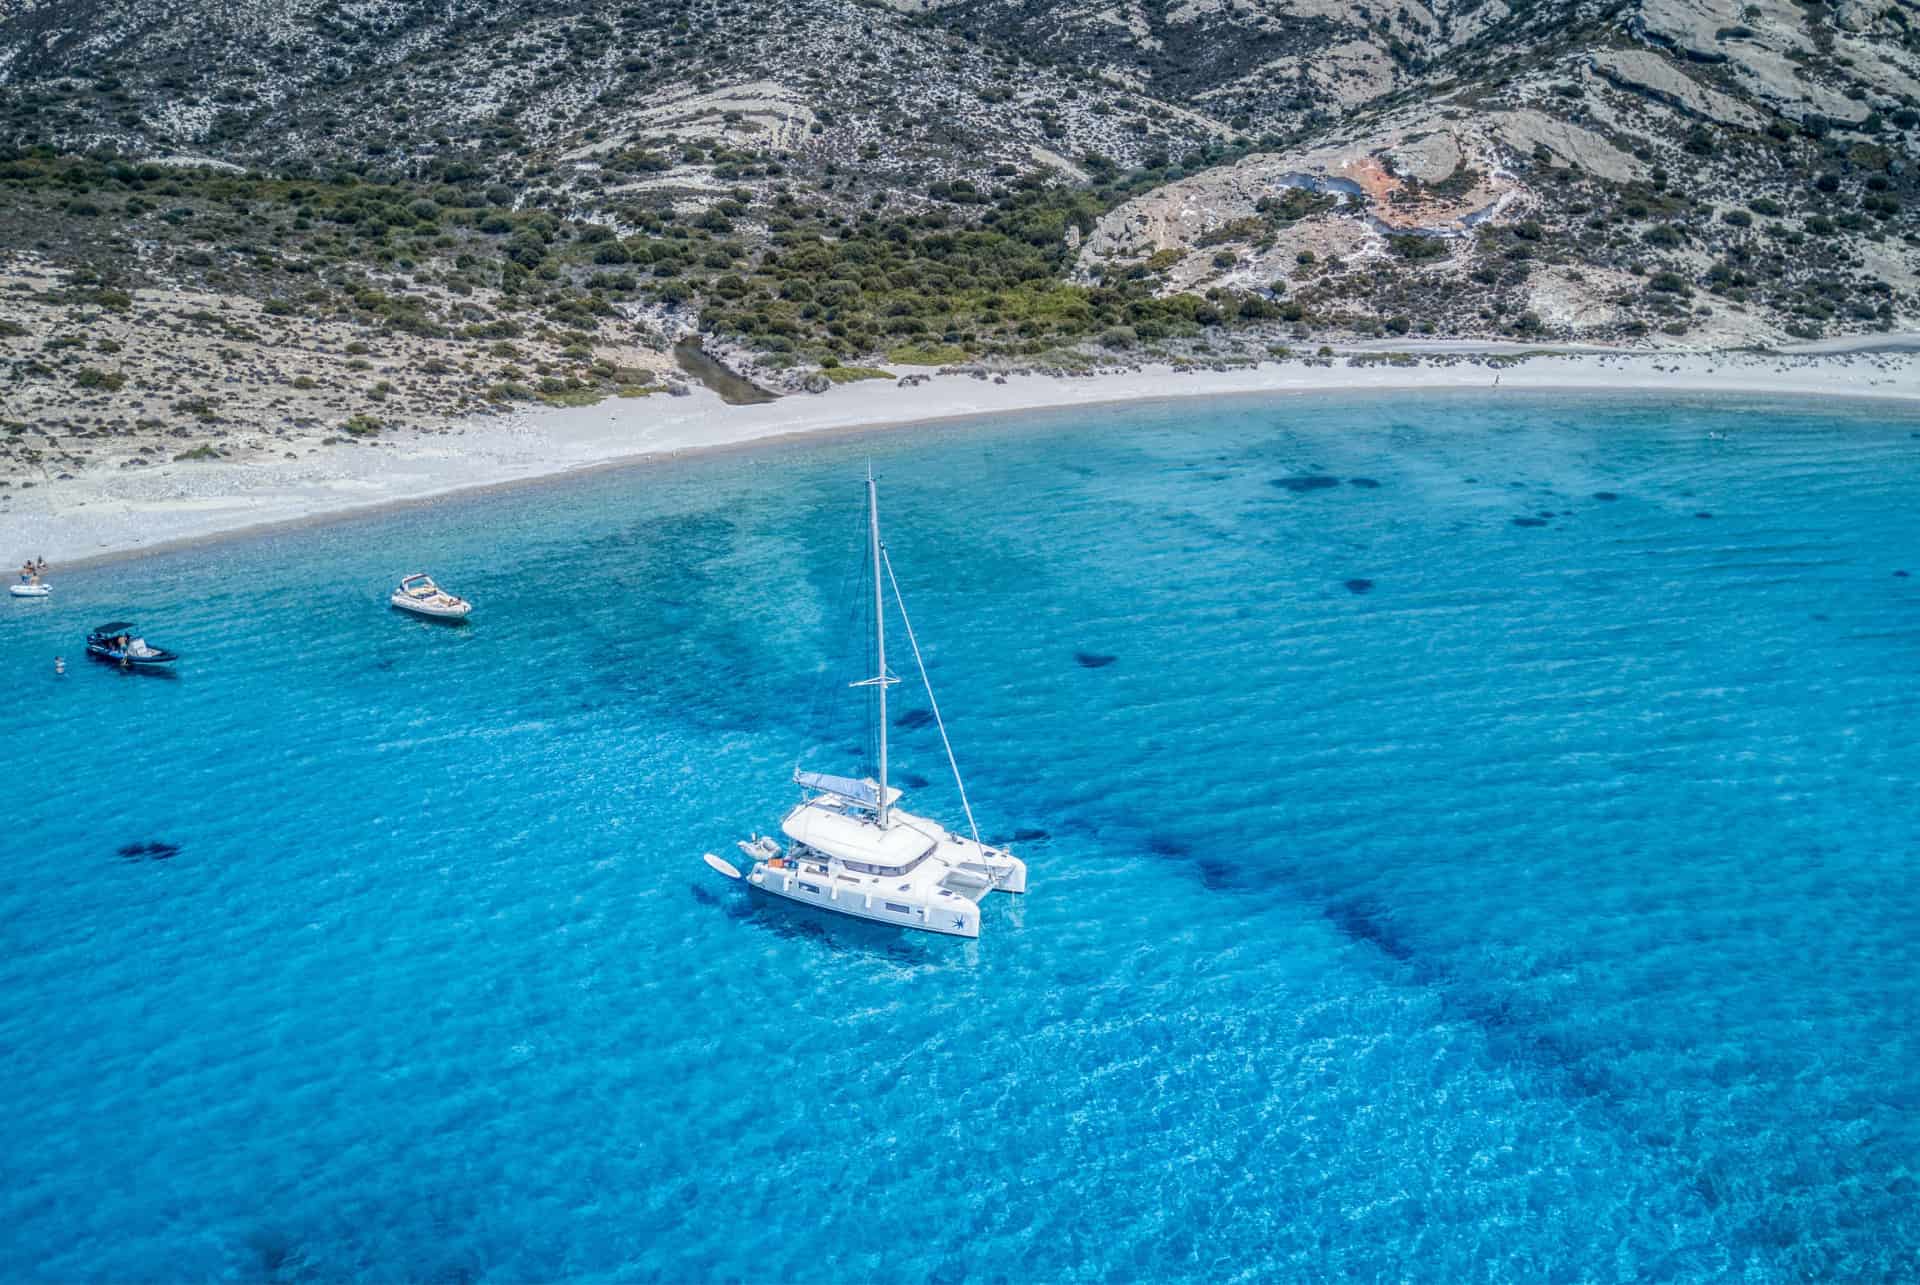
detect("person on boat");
top-left (17, 560), bottom-right (29, 584)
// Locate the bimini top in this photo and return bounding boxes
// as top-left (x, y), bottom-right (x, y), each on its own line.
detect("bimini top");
top-left (92, 621), bottom-right (135, 634)
top-left (793, 770), bottom-right (902, 811)
top-left (781, 802), bottom-right (934, 869)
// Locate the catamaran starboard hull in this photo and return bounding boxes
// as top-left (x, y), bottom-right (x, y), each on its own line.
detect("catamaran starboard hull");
top-left (745, 867), bottom-right (982, 937)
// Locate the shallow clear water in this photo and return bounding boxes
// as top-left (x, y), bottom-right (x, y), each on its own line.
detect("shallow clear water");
top-left (4, 391), bottom-right (1920, 1281)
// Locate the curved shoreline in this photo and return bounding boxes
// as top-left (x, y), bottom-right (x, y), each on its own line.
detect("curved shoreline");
top-left (8, 348), bottom-right (1919, 570)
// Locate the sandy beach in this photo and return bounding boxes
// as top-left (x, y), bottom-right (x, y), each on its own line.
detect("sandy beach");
top-left (6, 345), bottom-right (1919, 567)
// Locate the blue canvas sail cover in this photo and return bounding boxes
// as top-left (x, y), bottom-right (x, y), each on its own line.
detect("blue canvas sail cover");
top-left (793, 770), bottom-right (901, 810)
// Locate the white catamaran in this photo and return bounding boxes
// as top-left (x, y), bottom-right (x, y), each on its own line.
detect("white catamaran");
top-left (702, 470), bottom-right (1027, 938)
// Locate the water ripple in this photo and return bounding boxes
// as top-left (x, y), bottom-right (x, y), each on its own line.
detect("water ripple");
top-left (1, 393), bottom-right (1917, 1279)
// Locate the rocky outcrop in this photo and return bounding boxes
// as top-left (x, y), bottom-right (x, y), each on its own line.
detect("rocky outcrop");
top-left (1728, 44), bottom-right (1872, 124)
top-left (1831, 0), bottom-right (1878, 32)
top-left (1485, 111), bottom-right (1647, 184)
top-left (1589, 49), bottom-right (1763, 130)
top-left (1632, 0), bottom-right (1743, 61)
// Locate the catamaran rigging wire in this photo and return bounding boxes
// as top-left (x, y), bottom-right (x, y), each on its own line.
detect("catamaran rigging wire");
top-left (881, 544), bottom-right (981, 846)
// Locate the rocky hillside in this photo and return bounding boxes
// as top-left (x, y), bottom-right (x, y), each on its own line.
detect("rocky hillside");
top-left (0, 0), bottom-right (1916, 434)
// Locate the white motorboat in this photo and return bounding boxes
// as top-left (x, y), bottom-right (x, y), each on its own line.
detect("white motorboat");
top-left (390, 573), bottom-right (471, 619)
top-left (9, 582), bottom-right (50, 598)
top-left (704, 469), bottom-right (1027, 938)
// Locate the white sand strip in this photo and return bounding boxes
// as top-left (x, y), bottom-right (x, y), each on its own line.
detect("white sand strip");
top-left (5, 349), bottom-right (1918, 567)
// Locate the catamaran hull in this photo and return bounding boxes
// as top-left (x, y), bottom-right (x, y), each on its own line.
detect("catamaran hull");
top-left (746, 867), bottom-right (981, 937)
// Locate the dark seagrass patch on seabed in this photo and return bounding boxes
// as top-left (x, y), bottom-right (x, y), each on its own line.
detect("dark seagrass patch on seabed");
top-left (1344, 579), bottom-right (1374, 594)
top-left (1512, 516), bottom-right (1550, 527)
top-left (1196, 857), bottom-right (1240, 890)
top-left (117, 840), bottom-right (179, 861)
top-left (1074, 651), bottom-right (1117, 668)
top-left (1324, 895), bottom-right (1414, 962)
top-left (1314, 884), bottom-right (1632, 1106)
top-left (893, 708), bottom-right (936, 729)
top-left (1271, 475), bottom-right (1341, 493)
top-left (1347, 477), bottom-right (1382, 489)
top-left (1592, 491), bottom-right (1620, 501)
top-left (899, 771), bottom-right (931, 789)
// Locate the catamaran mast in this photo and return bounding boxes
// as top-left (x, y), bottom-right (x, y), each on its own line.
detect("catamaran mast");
top-left (869, 467), bottom-right (890, 828)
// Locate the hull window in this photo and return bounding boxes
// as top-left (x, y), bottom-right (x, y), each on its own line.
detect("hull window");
top-left (843, 853), bottom-right (930, 878)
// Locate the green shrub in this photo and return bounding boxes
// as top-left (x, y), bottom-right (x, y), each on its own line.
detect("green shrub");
top-left (888, 343), bottom-right (969, 365)
top-left (74, 367), bottom-right (126, 391)
top-left (1388, 235), bottom-right (1449, 261)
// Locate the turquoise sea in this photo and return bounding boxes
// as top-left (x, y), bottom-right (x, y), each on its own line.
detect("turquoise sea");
top-left (3, 391), bottom-right (1918, 1281)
